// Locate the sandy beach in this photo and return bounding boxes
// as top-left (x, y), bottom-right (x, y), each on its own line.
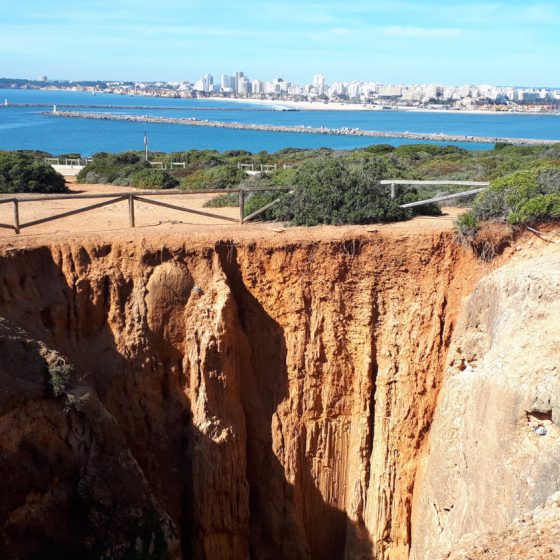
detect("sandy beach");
top-left (219, 96), bottom-right (555, 116)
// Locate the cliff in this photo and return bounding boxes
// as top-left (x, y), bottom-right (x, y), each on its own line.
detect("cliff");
top-left (0, 230), bottom-right (556, 559)
top-left (411, 249), bottom-right (560, 560)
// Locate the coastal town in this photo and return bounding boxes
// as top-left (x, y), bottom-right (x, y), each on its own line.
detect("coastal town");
top-left (1, 73), bottom-right (559, 114)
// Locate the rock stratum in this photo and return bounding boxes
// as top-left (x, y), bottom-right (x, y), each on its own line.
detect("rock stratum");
top-left (0, 231), bottom-right (557, 559)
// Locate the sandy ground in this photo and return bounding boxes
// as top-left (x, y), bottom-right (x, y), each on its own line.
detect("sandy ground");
top-left (0, 177), bottom-right (465, 247)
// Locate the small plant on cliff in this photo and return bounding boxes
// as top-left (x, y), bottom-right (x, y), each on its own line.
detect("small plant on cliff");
top-left (47, 359), bottom-right (89, 412)
top-left (456, 211), bottom-right (480, 237)
top-left (48, 361), bottom-right (73, 397)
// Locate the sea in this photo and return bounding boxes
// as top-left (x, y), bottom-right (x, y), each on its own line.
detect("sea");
top-left (1, 88), bottom-right (559, 155)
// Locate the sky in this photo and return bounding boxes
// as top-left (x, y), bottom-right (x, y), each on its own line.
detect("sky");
top-left (1, 0), bottom-right (558, 87)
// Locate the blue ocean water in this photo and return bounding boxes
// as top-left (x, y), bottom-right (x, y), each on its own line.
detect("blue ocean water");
top-left (0, 88), bottom-right (558, 155)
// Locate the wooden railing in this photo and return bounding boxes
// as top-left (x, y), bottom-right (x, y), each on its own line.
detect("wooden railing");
top-left (0, 187), bottom-right (293, 234)
top-left (379, 179), bottom-right (489, 202)
top-left (0, 180), bottom-right (490, 234)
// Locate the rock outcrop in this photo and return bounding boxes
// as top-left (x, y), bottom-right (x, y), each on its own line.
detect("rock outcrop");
top-left (411, 251), bottom-right (560, 560)
top-left (1, 231), bottom-right (556, 560)
top-left (443, 491), bottom-right (560, 560)
top-left (0, 232), bottom-right (484, 559)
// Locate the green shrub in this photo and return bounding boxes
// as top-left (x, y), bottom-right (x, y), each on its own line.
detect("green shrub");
top-left (508, 194), bottom-right (560, 225)
top-left (48, 363), bottom-right (74, 397)
top-left (456, 211), bottom-right (480, 236)
top-left (130, 168), bottom-right (178, 189)
top-left (244, 192), bottom-right (285, 220)
top-left (537, 168), bottom-right (560, 194)
top-left (77, 152), bottom-right (150, 185)
top-left (203, 192), bottom-right (239, 208)
top-left (400, 190), bottom-right (443, 216)
top-left (471, 170), bottom-right (539, 220)
top-left (180, 165), bottom-right (246, 190)
top-left (467, 165), bottom-right (560, 225)
top-left (272, 158), bottom-right (410, 226)
top-left (0, 151), bottom-right (67, 194)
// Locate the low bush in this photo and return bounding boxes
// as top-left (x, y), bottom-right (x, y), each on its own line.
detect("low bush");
top-left (456, 164), bottom-right (560, 237)
top-left (0, 151), bottom-right (66, 193)
top-left (203, 192), bottom-right (239, 208)
top-left (244, 192), bottom-right (284, 220)
top-left (77, 152), bottom-right (150, 185)
top-left (456, 211), bottom-right (480, 236)
top-left (130, 168), bottom-right (178, 189)
top-left (270, 159), bottom-right (412, 226)
top-left (508, 194), bottom-right (560, 225)
top-left (471, 170), bottom-right (540, 220)
top-left (463, 165), bottom-right (560, 229)
top-left (180, 165), bottom-right (246, 190)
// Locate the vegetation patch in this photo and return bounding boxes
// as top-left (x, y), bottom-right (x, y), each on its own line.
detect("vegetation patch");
top-left (457, 164), bottom-right (560, 237)
top-left (203, 192), bottom-right (239, 208)
top-left (129, 168), bottom-right (178, 189)
top-left (0, 151), bottom-right (67, 194)
top-left (244, 158), bottom-right (440, 225)
top-left (47, 358), bottom-right (89, 412)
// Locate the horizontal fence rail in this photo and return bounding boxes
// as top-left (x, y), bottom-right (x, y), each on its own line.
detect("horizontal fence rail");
top-left (380, 179), bottom-right (489, 204)
top-left (0, 180), bottom-right (489, 233)
top-left (0, 187), bottom-right (294, 234)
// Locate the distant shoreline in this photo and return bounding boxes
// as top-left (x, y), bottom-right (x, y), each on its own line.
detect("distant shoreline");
top-left (217, 97), bottom-right (559, 116)
top-left (2, 86), bottom-right (559, 116)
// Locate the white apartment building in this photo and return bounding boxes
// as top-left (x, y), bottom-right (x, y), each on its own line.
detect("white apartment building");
top-left (312, 74), bottom-right (326, 94)
top-left (378, 85), bottom-right (402, 98)
top-left (252, 80), bottom-right (264, 94)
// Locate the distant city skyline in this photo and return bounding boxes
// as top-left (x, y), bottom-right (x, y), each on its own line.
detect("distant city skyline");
top-left (1, 0), bottom-right (559, 87)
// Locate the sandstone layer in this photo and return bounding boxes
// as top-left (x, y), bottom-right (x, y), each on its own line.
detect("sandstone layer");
top-left (0, 231), bottom-right (487, 559)
top-left (411, 250), bottom-right (560, 560)
top-left (443, 491), bottom-right (560, 560)
top-left (2, 230), bottom-right (557, 560)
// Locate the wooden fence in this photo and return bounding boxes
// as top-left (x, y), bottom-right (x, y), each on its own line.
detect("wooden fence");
top-left (0, 187), bottom-right (293, 234)
top-left (0, 180), bottom-right (489, 235)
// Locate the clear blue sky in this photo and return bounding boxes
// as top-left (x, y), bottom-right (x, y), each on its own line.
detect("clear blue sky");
top-left (1, 0), bottom-right (558, 87)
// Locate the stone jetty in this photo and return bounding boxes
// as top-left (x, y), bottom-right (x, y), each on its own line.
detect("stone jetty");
top-left (46, 110), bottom-right (559, 146)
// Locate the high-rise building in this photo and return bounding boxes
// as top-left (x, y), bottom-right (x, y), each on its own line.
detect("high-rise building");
top-left (193, 73), bottom-right (214, 92)
top-left (203, 73), bottom-right (214, 92)
top-left (235, 71), bottom-right (245, 93)
top-left (238, 76), bottom-right (251, 95)
top-left (312, 74), bottom-right (326, 94)
top-left (252, 80), bottom-right (264, 94)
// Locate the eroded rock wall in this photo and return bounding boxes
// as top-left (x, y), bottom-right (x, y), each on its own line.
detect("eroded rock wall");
top-left (0, 233), bottom-right (482, 559)
top-left (411, 252), bottom-right (560, 560)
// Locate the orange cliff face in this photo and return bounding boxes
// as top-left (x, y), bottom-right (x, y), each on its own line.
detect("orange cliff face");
top-left (0, 231), bottom-right (487, 559)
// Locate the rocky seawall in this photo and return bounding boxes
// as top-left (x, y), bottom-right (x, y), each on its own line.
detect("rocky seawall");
top-left (47, 111), bottom-right (559, 146)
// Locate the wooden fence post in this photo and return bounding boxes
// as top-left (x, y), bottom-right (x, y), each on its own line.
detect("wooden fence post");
top-left (239, 189), bottom-right (245, 224)
top-left (13, 200), bottom-right (20, 234)
top-left (390, 182), bottom-right (396, 199)
top-left (128, 194), bottom-right (135, 227)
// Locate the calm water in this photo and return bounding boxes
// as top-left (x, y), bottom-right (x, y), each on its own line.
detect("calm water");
top-left (1, 88), bottom-right (559, 155)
